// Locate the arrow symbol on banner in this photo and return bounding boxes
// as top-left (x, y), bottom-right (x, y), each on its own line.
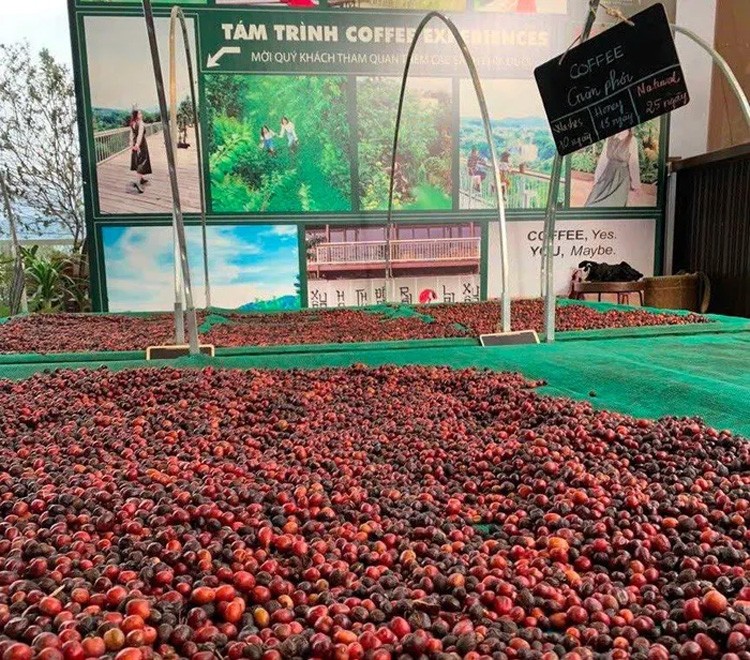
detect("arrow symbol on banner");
top-left (206, 46), bottom-right (241, 69)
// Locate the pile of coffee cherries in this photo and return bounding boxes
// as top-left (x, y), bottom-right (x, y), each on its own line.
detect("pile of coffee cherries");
top-left (203, 309), bottom-right (468, 347)
top-left (0, 364), bottom-right (747, 660)
top-left (421, 301), bottom-right (709, 337)
top-left (0, 315), bottom-right (181, 355)
top-left (204, 302), bottom-right (708, 348)
top-left (0, 301), bottom-right (708, 355)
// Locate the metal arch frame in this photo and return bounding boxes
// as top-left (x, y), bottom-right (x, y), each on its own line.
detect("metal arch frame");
top-left (170, 6), bottom-right (212, 311)
top-left (386, 11), bottom-right (511, 333)
top-left (539, 2), bottom-right (750, 343)
top-left (142, 0), bottom-right (200, 355)
top-left (670, 24), bottom-right (750, 128)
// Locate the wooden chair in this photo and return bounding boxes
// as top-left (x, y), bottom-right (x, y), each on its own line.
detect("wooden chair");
top-left (572, 280), bottom-right (646, 306)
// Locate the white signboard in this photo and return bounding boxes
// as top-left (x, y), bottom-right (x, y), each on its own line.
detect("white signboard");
top-left (487, 218), bottom-right (656, 298)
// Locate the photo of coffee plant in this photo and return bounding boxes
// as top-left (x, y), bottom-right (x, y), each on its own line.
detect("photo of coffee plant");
top-left (357, 77), bottom-right (452, 212)
top-left (207, 75), bottom-right (352, 213)
top-left (570, 118), bottom-right (661, 208)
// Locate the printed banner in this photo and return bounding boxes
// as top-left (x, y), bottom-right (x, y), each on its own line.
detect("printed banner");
top-left (69, 0), bottom-right (669, 311)
top-left (200, 11), bottom-right (563, 77)
top-left (305, 221), bottom-right (481, 305)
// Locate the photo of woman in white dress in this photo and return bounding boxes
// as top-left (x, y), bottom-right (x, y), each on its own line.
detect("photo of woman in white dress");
top-left (585, 129), bottom-right (641, 207)
top-left (280, 117), bottom-right (299, 153)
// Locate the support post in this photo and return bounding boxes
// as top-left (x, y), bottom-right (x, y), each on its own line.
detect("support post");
top-left (0, 172), bottom-right (28, 315)
top-left (170, 6), bottom-right (211, 308)
top-left (541, 0), bottom-right (601, 342)
top-left (663, 168), bottom-right (677, 276)
top-left (168, 8), bottom-right (183, 339)
top-left (387, 12), bottom-right (511, 331)
top-left (142, 0), bottom-right (199, 355)
top-left (173, 224), bottom-right (185, 344)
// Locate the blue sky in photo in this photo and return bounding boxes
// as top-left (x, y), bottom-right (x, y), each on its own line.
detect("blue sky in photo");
top-left (102, 224), bottom-right (299, 311)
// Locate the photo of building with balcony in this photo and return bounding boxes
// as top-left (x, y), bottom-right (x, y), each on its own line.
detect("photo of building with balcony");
top-left (307, 223), bottom-right (480, 279)
top-left (305, 223), bottom-right (481, 307)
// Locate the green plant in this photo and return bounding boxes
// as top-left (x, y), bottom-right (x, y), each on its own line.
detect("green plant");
top-left (20, 246), bottom-right (90, 313)
top-left (177, 96), bottom-right (194, 129)
top-left (22, 246), bottom-right (64, 312)
top-left (361, 167), bottom-right (402, 212)
top-left (570, 148), bottom-right (599, 175)
top-left (58, 251), bottom-right (90, 313)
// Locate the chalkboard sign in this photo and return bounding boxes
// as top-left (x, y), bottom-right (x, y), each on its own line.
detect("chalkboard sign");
top-left (534, 3), bottom-right (689, 156)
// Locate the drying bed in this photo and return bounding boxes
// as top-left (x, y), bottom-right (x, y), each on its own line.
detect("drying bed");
top-left (0, 300), bottom-right (710, 356)
top-left (0, 364), bottom-right (748, 659)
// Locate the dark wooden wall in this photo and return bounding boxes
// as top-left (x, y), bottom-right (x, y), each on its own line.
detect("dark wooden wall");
top-left (672, 144), bottom-right (750, 317)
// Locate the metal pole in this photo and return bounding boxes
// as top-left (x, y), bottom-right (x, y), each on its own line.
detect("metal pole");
top-left (541, 0), bottom-right (601, 342)
top-left (169, 15), bottom-right (178, 155)
top-left (671, 24), bottom-right (750, 128)
top-left (663, 169), bottom-right (677, 276)
top-left (173, 224), bottom-right (185, 343)
top-left (0, 172), bottom-right (28, 315)
top-left (142, 0), bottom-right (200, 355)
top-left (167, 8), bottom-right (184, 342)
top-left (171, 6), bottom-right (212, 309)
top-left (387, 12), bottom-right (511, 330)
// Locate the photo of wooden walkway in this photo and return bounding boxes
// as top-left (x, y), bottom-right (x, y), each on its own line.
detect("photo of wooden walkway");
top-left (96, 126), bottom-right (201, 215)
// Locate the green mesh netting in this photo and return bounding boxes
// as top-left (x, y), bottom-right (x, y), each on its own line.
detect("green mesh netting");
top-left (198, 313), bottom-right (233, 334)
top-left (203, 302), bottom-right (437, 323)
top-left (214, 337), bottom-right (477, 357)
top-left (0, 350), bottom-right (147, 366)
top-left (367, 304), bottom-right (435, 323)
